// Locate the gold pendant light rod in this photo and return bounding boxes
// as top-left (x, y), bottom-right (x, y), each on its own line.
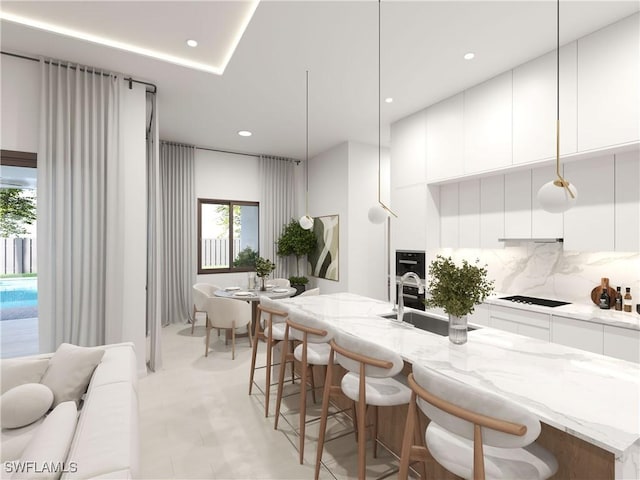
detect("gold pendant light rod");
top-left (377, 0), bottom-right (397, 217)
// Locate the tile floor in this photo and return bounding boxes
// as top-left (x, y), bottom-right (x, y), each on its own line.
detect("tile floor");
top-left (138, 323), bottom-right (406, 479)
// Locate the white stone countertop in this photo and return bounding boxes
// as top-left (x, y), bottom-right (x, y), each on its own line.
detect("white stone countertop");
top-left (485, 294), bottom-right (640, 331)
top-left (275, 292), bottom-right (640, 461)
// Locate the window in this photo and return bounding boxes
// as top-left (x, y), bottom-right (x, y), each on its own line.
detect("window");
top-left (198, 199), bottom-right (259, 274)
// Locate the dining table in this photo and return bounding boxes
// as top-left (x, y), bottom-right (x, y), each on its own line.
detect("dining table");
top-left (214, 286), bottom-right (297, 341)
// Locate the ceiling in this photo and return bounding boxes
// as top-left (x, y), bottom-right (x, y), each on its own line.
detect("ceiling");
top-left (1, 1), bottom-right (638, 160)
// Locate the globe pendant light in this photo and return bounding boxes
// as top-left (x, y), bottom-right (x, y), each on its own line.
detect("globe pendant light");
top-left (537, 0), bottom-right (578, 213)
top-left (299, 70), bottom-right (314, 230)
top-left (368, 0), bottom-right (397, 224)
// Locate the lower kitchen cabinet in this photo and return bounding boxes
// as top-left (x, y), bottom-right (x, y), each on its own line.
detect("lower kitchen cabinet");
top-left (551, 316), bottom-right (603, 355)
top-left (489, 305), bottom-right (550, 341)
top-left (603, 325), bottom-right (640, 363)
top-left (468, 304), bottom-right (490, 328)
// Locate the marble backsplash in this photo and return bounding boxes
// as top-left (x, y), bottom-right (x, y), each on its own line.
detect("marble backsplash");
top-left (428, 244), bottom-right (640, 307)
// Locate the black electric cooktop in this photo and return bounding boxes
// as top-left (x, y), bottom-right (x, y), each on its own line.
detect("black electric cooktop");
top-left (499, 295), bottom-right (571, 308)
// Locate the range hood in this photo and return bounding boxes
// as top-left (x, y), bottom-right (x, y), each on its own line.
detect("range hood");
top-left (497, 238), bottom-right (563, 244)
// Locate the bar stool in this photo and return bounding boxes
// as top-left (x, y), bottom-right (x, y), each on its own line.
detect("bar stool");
top-left (274, 310), bottom-right (334, 464)
top-left (314, 331), bottom-right (411, 480)
top-left (248, 296), bottom-right (292, 417)
top-left (398, 363), bottom-right (558, 480)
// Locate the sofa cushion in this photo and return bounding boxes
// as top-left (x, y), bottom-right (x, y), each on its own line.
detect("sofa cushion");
top-left (1, 358), bottom-right (50, 394)
top-left (61, 382), bottom-right (138, 480)
top-left (40, 344), bottom-right (104, 407)
top-left (12, 401), bottom-right (78, 480)
top-left (1, 384), bottom-right (54, 429)
top-left (0, 417), bottom-right (44, 462)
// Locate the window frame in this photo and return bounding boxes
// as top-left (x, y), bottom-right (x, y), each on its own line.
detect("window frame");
top-left (197, 198), bottom-right (259, 274)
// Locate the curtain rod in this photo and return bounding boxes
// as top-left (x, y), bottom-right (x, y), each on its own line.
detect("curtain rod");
top-left (161, 141), bottom-right (300, 165)
top-left (1, 50), bottom-right (157, 94)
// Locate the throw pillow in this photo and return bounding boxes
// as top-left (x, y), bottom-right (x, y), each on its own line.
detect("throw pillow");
top-left (40, 344), bottom-right (104, 407)
top-left (0, 416), bottom-right (44, 462)
top-left (0, 383), bottom-right (54, 429)
top-left (1, 358), bottom-right (50, 394)
top-left (12, 401), bottom-right (78, 480)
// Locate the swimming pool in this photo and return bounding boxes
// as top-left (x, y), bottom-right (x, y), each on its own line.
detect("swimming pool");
top-left (0, 277), bottom-right (38, 320)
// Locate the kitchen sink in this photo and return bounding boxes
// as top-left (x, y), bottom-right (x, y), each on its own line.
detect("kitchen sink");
top-left (381, 311), bottom-right (478, 337)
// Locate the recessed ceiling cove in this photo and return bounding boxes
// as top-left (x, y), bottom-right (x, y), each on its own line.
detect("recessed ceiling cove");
top-left (0, 1), bottom-right (259, 75)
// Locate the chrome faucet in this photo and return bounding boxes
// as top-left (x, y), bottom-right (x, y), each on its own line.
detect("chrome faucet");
top-left (398, 272), bottom-right (424, 323)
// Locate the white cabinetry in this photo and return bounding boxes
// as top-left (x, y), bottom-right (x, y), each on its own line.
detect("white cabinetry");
top-left (614, 151), bottom-right (640, 252)
top-left (563, 156), bottom-right (615, 251)
top-left (440, 183), bottom-right (459, 248)
top-left (504, 170), bottom-right (531, 238)
top-left (603, 325), bottom-right (640, 363)
top-left (489, 305), bottom-right (550, 341)
top-left (531, 165), bottom-right (563, 238)
top-left (391, 184), bottom-right (427, 251)
top-left (426, 94), bottom-right (464, 182)
top-left (468, 304), bottom-right (490, 328)
top-left (551, 316), bottom-right (603, 354)
top-left (464, 72), bottom-right (513, 174)
top-left (480, 176), bottom-right (504, 248)
top-left (391, 110), bottom-right (427, 188)
top-left (512, 42), bottom-right (577, 165)
top-left (577, 13), bottom-right (640, 151)
top-left (458, 179), bottom-right (480, 248)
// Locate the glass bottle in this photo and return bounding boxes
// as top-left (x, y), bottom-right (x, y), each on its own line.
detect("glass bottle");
top-left (599, 278), bottom-right (610, 310)
top-left (623, 288), bottom-right (632, 313)
top-left (614, 287), bottom-right (623, 311)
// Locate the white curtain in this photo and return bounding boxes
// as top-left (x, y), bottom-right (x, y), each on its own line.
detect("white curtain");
top-left (146, 92), bottom-right (162, 370)
top-left (160, 142), bottom-right (196, 325)
top-left (38, 60), bottom-right (120, 350)
top-left (259, 156), bottom-right (296, 279)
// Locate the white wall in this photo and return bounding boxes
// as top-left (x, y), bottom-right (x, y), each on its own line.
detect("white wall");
top-left (1, 55), bottom-right (39, 152)
top-left (347, 142), bottom-right (387, 301)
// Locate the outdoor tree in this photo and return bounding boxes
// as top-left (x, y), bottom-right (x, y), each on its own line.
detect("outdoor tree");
top-left (0, 188), bottom-right (36, 237)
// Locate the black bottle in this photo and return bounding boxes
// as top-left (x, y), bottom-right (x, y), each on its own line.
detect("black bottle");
top-left (599, 284), bottom-right (610, 310)
top-left (614, 287), bottom-right (623, 311)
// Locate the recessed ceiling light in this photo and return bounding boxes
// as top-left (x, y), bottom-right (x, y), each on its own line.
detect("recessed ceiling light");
top-left (238, 130), bottom-right (252, 137)
top-left (186, 39), bottom-right (198, 48)
top-left (464, 52), bottom-right (475, 60)
top-left (384, 97), bottom-right (393, 103)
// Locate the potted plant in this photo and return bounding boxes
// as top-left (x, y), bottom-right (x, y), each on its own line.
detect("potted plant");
top-left (424, 255), bottom-right (494, 345)
top-left (276, 219), bottom-right (317, 295)
top-left (255, 256), bottom-right (276, 291)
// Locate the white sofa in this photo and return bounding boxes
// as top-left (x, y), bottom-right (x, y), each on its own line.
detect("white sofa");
top-left (1, 343), bottom-right (139, 479)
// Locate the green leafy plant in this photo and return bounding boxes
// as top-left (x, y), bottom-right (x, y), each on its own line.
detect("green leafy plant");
top-left (288, 276), bottom-right (309, 286)
top-left (0, 189), bottom-right (36, 237)
top-left (255, 256), bottom-right (276, 278)
top-left (233, 246), bottom-right (258, 268)
top-left (276, 219), bottom-right (317, 284)
top-left (424, 255), bottom-right (494, 318)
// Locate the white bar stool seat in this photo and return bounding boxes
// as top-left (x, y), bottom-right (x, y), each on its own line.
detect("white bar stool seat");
top-left (341, 373), bottom-right (411, 407)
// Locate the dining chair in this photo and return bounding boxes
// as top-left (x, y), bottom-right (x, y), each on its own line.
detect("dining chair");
top-left (192, 283), bottom-right (221, 334)
top-left (274, 310), bottom-right (334, 464)
top-left (203, 296), bottom-right (252, 359)
top-left (249, 296), bottom-right (292, 417)
top-left (314, 331), bottom-right (412, 480)
top-left (398, 363), bottom-right (558, 480)
top-left (270, 278), bottom-right (291, 288)
top-left (298, 287), bottom-right (320, 296)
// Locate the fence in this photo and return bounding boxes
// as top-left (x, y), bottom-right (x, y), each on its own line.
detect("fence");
top-left (1, 238), bottom-right (37, 275)
top-left (201, 238), bottom-right (241, 268)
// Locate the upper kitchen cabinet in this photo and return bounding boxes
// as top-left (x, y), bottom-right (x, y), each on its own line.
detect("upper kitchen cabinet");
top-left (577, 13), bottom-right (640, 152)
top-left (513, 42), bottom-right (577, 165)
top-left (391, 184), bottom-right (428, 251)
top-left (440, 183), bottom-right (459, 248)
top-left (463, 72), bottom-right (513, 174)
top-left (458, 179), bottom-right (480, 248)
top-left (504, 170), bottom-right (532, 239)
top-left (480, 175), bottom-right (504, 248)
top-left (425, 94), bottom-right (464, 182)
top-left (390, 110), bottom-right (427, 189)
top-left (563, 156), bottom-right (615, 251)
top-left (614, 150), bottom-right (640, 252)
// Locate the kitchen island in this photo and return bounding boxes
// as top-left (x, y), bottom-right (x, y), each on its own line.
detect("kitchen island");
top-left (274, 292), bottom-right (640, 479)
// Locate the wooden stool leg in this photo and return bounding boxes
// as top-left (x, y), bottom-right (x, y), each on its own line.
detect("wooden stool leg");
top-left (357, 396), bottom-right (367, 480)
top-left (274, 330), bottom-right (290, 430)
top-left (309, 365), bottom-right (317, 404)
top-left (204, 316), bottom-right (211, 357)
top-left (314, 355), bottom-right (334, 480)
top-left (372, 405), bottom-right (379, 459)
top-left (231, 322), bottom-right (236, 360)
top-left (399, 392), bottom-right (417, 480)
top-left (299, 349), bottom-right (308, 464)
top-left (191, 306), bottom-right (196, 334)
top-left (248, 316), bottom-right (261, 395)
top-left (352, 402), bottom-right (359, 442)
top-left (265, 334), bottom-right (273, 417)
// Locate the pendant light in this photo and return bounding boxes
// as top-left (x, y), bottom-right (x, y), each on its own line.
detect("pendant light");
top-left (299, 70), bottom-right (314, 230)
top-left (368, 0), bottom-right (397, 224)
top-left (537, 0), bottom-right (578, 213)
